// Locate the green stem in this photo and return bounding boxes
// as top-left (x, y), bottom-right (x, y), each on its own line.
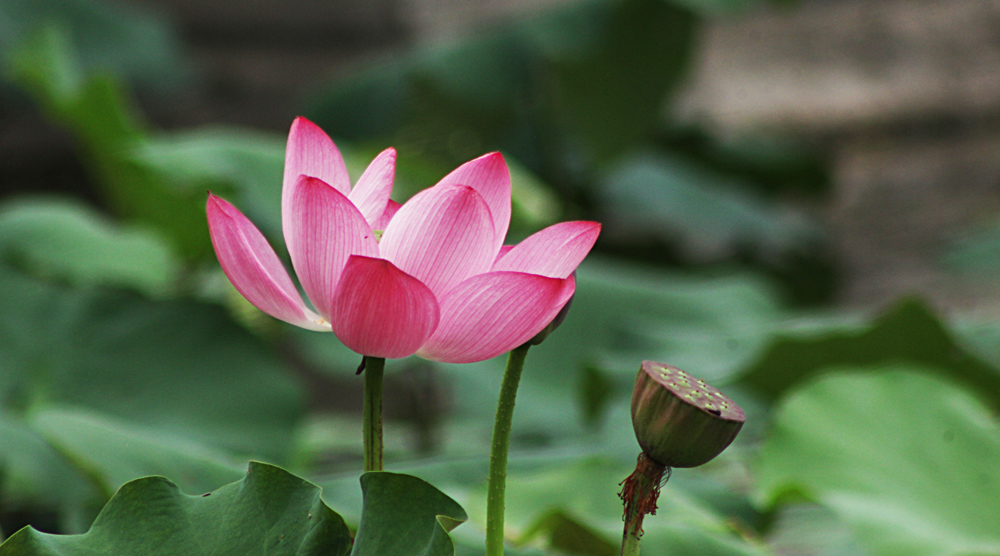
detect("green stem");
top-left (485, 344), bottom-right (531, 556)
top-left (362, 356), bottom-right (386, 472)
top-left (621, 529), bottom-right (641, 556)
top-left (618, 453), bottom-right (668, 556)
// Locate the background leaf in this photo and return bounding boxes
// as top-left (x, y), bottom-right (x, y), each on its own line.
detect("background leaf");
top-left (755, 369), bottom-right (1000, 556)
top-left (0, 197), bottom-right (179, 295)
top-left (352, 472), bottom-right (468, 556)
top-left (0, 462), bottom-right (353, 556)
top-left (735, 297), bottom-right (1000, 409)
top-left (28, 407), bottom-right (245, 498)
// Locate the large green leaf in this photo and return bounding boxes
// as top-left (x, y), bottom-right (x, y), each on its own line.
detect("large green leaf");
top-left (756, 369), bottom-right (1000, 556)
top-left (0, 462), bottom-right (353, 556)
top-left (28, 407), bottom-right (245, 498)
top-left (352, 472), bottom-right (467, 556)
top-left (0, 464), bottom-right (471, 556)
top-left (0, 265), bottom-right (303, 461)
top-left (0, 197), bottom-right (179, 295)
top-left (735, 297), bottom-right (1000, 409)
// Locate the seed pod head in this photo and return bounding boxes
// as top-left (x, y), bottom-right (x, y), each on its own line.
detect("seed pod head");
top-left (631, 361), bottom-right (745, 468)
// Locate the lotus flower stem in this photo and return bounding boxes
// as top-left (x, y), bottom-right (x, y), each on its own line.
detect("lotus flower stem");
top-left (362, 356), bottom-right (386, 472)
top-left (619, 453), bottom-right (668, 556)
top-left (485, 343), bottom-right (531, 556)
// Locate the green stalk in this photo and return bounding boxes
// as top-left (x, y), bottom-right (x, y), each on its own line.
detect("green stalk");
top-left (618, 453), bottom-right (668, 556)
top-left (621, 530), bottom-right (642, 556)
top-left (362, 356), bottom-right (386, 472)
top-left (485, 344), bottom-right (531, 556)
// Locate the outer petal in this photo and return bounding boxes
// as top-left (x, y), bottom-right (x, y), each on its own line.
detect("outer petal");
top-left (330, 256), bottom-right (440, 359)
top-left (380, 184), bottom-right (495, 298)
top-left (417, 271), bottom-right (576, 363)
top-left (492, 221), bottom-right (601, 278)
top-left (286, 176), bottom-right (380, 320)
top-left (283, 117), bottom-right (351, 248)
top-left (494, 244), bottom-right (515, 264)
top-left (348, 147), bottom-right (396, 228)
top-left (373, 200), bottom-right (401, 232)
top-left (206, 194), bottom-right (328, 331)
top-left (435, 152), bottom-right (511, 253)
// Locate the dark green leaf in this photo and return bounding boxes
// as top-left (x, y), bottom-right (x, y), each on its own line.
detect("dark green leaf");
top-left (351, 472), bottom-right (467, 556)
top-left (735, 297), bottom-right (1000, 409)
top-left (755, 369), bottom-right (1000, 556)
top-left (0, 462), bottom-right (353, 556)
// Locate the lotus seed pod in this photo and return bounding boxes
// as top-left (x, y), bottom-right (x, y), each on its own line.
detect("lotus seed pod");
top-left (630, 361), bottom-right (745, 468)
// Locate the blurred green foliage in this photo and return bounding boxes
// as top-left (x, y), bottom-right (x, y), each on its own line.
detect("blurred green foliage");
top-left (1, 0), bottom-right (999, 554)
top-left (306, 0), bottom-right (834, 303)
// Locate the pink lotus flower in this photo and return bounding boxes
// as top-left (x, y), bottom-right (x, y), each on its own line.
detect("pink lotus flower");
top-left (207, 117), bottom-right (600, 363)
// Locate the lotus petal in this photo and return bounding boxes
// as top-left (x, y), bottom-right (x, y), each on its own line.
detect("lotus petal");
top-left (331, 256), bottom-right (440, 359)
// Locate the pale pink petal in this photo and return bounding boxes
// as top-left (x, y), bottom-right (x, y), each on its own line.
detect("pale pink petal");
top-left (282, 118), bottom-right (351, 250)
top-left (330, 256), bottom-right (440, 359)
top-left (417, 272), bottom-right (576, 363)
top-left (379, 184), bottom-right (495, 298)
top-left (494, 244), bottom-right (515, 264)
top-left (285, 176), bottom-right (380, 320)
top-left (373, 200), bottom-right (401, 232)
top-left (348, 148), bottom-right (396, 228)
top-left (492, 221), bottom-right (601, 278)
top-left (206, 194), bottom-right (328, 331)
top-left (435, 152), bottom-right (510, 253)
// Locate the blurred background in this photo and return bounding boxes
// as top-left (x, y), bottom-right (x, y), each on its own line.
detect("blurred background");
top-left (1, 0), bottom-right (999, 555)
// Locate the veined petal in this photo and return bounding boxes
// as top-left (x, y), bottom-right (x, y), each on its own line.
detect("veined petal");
top-left (380, 184), bottom-right (495, 298)
top-left (373, 200), bottom-right (401, 232)
top-left (206, 194), bottom-right (328, 331)
top-left (282, 118), bottom-right (350, 248)
top-left (494, 244), bottom-right (515, 264)
top-left (330, 256), bottom-right (440, 359)
top-left (492, 221), bottom-right (601, 278)
top-left (286, 176), bottom-right (380, 320)
top-left (349, 147), bottom-right (396, 228)
top-left (435, 152), bottom-right (510, 253)
top-left (417, 271), bottom-right (576, 363)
